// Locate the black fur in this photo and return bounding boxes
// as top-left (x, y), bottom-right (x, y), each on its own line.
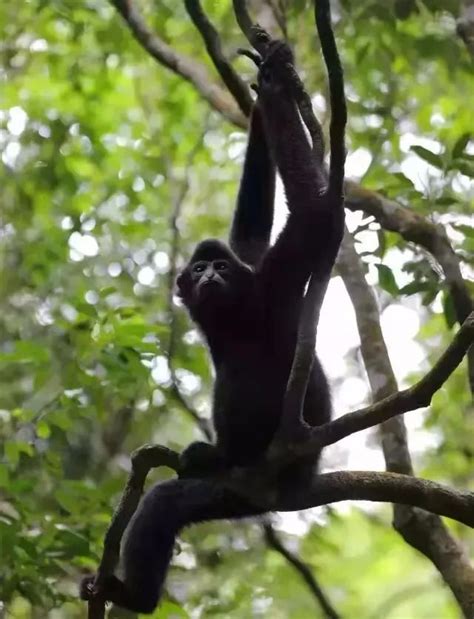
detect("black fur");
top-left (81, 12), bottom-right (346, 613)
top-left (81, 480), bottom-right (260, 613)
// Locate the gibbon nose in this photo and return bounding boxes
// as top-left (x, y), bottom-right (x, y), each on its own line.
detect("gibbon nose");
top-left (204, 266), bottom-right (216, 280)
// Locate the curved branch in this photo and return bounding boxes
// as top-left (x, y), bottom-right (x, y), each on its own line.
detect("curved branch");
top-left (344, 180), bottom-right (474, 394)
top-left (303, 311), bottom-right (474, 452)
top-left (232, 0), bottom-right (254, 43)
top-left (315, 0), bottom-right (346, 197)
top-left (276, 471), bottom-right (474, 529)
top-left (87, 447), bottom-right (474, 615)
top-left (336, 230), bottom-right (474, 618)
top-left (184, 0), bottom-right (253, 116)
top-left (274, 0), bottom-right (346, 443)
top-left (109, 0), bottom-right (246, 128)
top-left (85, 447), bottom-right (474, 617)
top-left (87, 445), bottom-right (180, 619)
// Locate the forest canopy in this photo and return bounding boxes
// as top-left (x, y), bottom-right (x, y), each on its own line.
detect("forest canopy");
top-left (1, 1), bottom-right (473, 618)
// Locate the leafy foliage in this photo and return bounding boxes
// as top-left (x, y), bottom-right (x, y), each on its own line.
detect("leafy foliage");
top-left (0, 0), bottom-right (472, 617)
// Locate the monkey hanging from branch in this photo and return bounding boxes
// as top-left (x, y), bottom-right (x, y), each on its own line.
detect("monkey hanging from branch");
top-left (81, 0), bottom-right (346, 613)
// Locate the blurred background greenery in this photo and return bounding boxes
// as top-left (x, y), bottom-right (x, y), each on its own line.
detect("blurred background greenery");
top-left (1, 0), bottom-right (473, 617)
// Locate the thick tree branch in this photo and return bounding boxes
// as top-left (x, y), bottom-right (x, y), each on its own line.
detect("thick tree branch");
top-left (109, 0), bottom-right (246, 128)
top-left (87, 446), bottom-right (474, 617)
top-left (184, 0), bottom-right (253, 117)
top-left (336, 231), bottom-right (474, 619)
top-left (336, 229), bottom-right (414, 473)
top-left (344, 181), bottom-right (474, 395)
top-left (274, 472), bottom-right (474, 528)
top-left (87, 445), bottom-right (180, 619)
top-left (263, 523), bottom-right (341, 619)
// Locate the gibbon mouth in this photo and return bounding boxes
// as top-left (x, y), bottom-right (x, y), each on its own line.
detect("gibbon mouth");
top-left (201, 279), bottom-right (223, 288)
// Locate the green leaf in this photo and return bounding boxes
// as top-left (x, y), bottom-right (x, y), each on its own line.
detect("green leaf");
top-left (399, 281), bottom-right (434, 296)
top-left (36, 420), bottom-right (51, 439)
top-left (4, 441), bottom-right (34, 467)
top-left (410, 145), bottom-right (444, 169)
top-left (442, 291), bottom-right (457, 329)
top-left (375, 264), bottom-right (399, 295)
top-left (452, 224), bottom-right (474, 238)
top-left (452, 133), bottom-right (471, 159)
top-left (421, 288), bottom-right (439, 306)
top-left (99, 286), bottom-right (117, 298)
top-left (151, 601), bottom-right (189, 618)
top-left (0, 464), bottom-right (10, 488)
top-left (455, 160), bottom-right (474, 178)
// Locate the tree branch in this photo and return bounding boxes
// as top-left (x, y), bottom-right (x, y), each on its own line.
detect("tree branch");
top-left (109, 2), bottom-right (473, 395)
top-left (313, 310), bottom-right (474, 449)
top-left (232, 0), bottom-right (254, 43)
top-left (336, 230), bottom-right (474, 619)
top-left (275, 471), bottom-right (474, 528)
top-left (109, 0), bottom-right (246, 128)
top-left (263, 523), bottom-right (341, 619)
top-left (86, 447), bottom-right (474, 617)
top-left (315, 0), bottom-right (346, 196)
top-left (273, 0), bottom-right (346, 443)
top-left (344, 180), bottom-right (474, 395)
top-left (87, 445), bottom-right (180, 619)
top-left (336, 229), bottom-right (414, 472)
top-left (457, 0), bottom-right (474, 57)
top-left (184, 0), bottom-right (253, 117)
top-left (165, 132), bottom-right (214, 441)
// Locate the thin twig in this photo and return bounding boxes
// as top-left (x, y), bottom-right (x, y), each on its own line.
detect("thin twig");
top-left (165, 128), bottom-right (213, 441)
top-left (273, 0), bottom-right (346, 442)
top-left (266, 0), bottom-right (289, 39)
top-left (232, 0), bottom-right (254, 43)
top-left (109, 0), bottom-right (246, 128)
top-left (263, 523), bottom-right (341, 619)
top-left (315, 0), bottom-right (346, 197)
top-left (314, 310), bottom-right (474, 450)
top-left (184, 0), bottom-right (253, 116)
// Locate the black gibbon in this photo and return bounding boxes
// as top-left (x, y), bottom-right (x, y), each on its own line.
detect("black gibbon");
top-left (81, 2), bottom-right (346, 612)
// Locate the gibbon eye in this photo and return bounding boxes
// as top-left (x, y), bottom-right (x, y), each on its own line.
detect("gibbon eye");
top-left (193, 263), bottom-right (206, 273)
top-left (214, 260), bottom-right (229, 272)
